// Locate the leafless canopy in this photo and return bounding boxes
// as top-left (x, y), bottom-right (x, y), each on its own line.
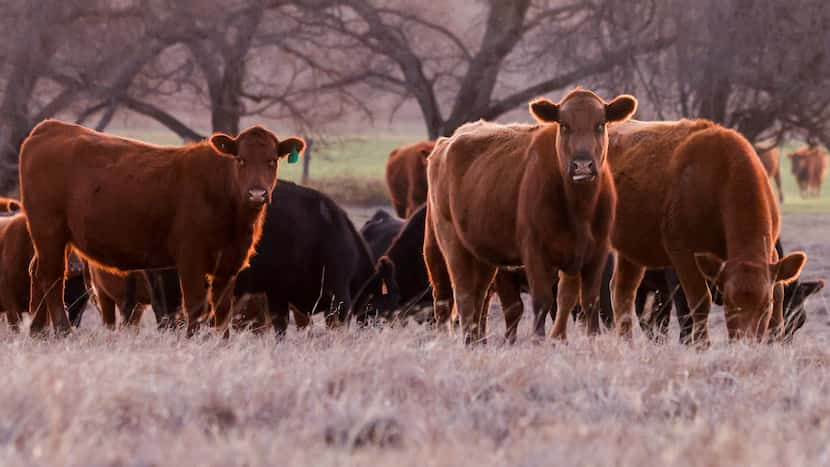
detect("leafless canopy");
top-left (0, 0), bottom-right (828, 193)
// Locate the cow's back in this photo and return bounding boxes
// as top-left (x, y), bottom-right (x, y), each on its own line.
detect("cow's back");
top-left (20, 120), bottom-right (187, 269)
top-left (609, 119), bottom-right (778, 266)
top-left (428, 121), bottom-right (537, 262)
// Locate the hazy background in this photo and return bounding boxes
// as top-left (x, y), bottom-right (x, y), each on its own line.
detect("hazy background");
top-left (1, 0), bottom-right (829, 207)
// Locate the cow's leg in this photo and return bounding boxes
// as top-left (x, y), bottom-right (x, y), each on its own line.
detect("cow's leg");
top-left (210, 274), bottom-right (236, 336)
top-left (178, 261), bottom-right (210, 337)
top-left (267, 297), bottom-right (290, 336)
top-left (611, 256), bottom-right (645, 339)
top-left (551, 272), bottom-right (578, 340)
top-left (598, 256), bottom-right (614, 329)
top-left (436, 226), bottom-right (496, 344)
top-left (292, 308), bottom-right (311, 329)
top-left (424, 207), bottom-right (454, 331)
top-left (97, 293), bottom-right (117, 330)
top-left (28, 257), bottom-right (49, 333)
top-left (670, 254), bottom-right (712, 348)
top-left (652, 277), bottom-right (672, 343)
top-left (635, 286), bottom-right (653, 340)
top-left (66, 271), bottom-right (90, 328)
top-left (125, 306), bottom-right (146, 328)
top-left (1, 283), bottom-right (23, 332)
top-left (494, 271), bottom-right (524, 343)
top-left (119, 273), bottom-right (139, 327)
top-left (578, 254), bottom-right (607, 337)
top-left (524, 252), bottom-right (556, 339)
top-left (145, 271), bottom-right (177, 331)
top-left (448, 251), bottom-right (496, 345)
top-left (28, 242), bottom-right (72, 336)
top-left (666, 270), bottom-right (694, 344)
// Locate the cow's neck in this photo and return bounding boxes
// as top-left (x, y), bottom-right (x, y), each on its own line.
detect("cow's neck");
top-left (562, 174), bottom-right (602, 236)
top-left (231, 201), bottom-right (266, 260)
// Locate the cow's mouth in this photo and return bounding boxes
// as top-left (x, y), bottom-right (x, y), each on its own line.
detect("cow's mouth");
top-left (571, 171), bottom-right (596, 183)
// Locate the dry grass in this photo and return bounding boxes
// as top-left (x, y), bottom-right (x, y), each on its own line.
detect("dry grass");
top-left (0, 301), bottom-right (829, 467)
top-left (0, 214), bottom-right (828, 466)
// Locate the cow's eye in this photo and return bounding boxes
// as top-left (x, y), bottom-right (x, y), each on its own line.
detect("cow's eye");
top-left (596, 123), bottom-right (605, 133)
top-left (238, 158), bottom-right (246, 167)
top-left (268, 159), bottom-right (276, 168)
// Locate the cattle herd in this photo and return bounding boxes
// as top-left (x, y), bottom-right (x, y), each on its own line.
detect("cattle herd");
top-left (0, 88), bottom-right (826, 347)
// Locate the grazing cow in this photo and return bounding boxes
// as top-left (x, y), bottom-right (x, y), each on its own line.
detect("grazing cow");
top-left (386, 141), bottom-right (434, 218)
top-left (354, 205), bottom-right (431, 322)
top-left (19, 119), bottom-right (304, 336)
top-left (425, 90), bottom-right (638, 343)
top-left (634, 240), bottom-right (824, 344)
top-left (757, 146), bottom-right (783, 203)
top-left (608, 119), bottom-right (806, 344)
top-left (0, 213), bottom-right (89, 330)
top-left (85, 267), bottom-right (153, 329)
top-left (360, 209), bottom-right (404, 261)
top-left (126, 181), bottom-right (374, 335)
top-left (788, 145), bottom-right (828, 198)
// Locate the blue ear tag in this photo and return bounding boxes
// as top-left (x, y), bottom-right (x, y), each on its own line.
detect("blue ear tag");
top-left (288, 147), bottom-right (299, 164)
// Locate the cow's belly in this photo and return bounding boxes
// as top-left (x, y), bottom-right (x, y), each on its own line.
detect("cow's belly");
top-left (67, 208), bottom-right (174, 271)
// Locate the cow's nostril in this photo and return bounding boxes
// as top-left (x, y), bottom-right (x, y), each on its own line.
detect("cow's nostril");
top-left (247, 188), bottom-right (267, 203)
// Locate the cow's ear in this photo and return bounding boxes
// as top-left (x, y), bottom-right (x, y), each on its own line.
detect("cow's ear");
top-left (606, 95), bottom-right (638, 123)
top-left (277, 137), bottom-right (306, 159)
top-left (800, 280), bottom-right (824, 298)
top-left (773, 252), bottom-right (807, 284)
top-left (420, 143), bottom-right (435, 158)
top-left (209, 134), bottom-right (238, 156)
top-left (695, 252), bottom-right (725, 284)
top-left (529, 98), bottom-right (559, 123)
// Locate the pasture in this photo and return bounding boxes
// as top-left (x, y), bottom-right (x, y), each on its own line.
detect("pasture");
top-left (0, 163), bottom-right (828, 465)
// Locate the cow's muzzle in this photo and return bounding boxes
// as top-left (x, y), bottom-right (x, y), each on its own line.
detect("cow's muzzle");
top-left (247, 188), bottom-right (269, 205)
top-left (569, 158), bottom-right (597, 183)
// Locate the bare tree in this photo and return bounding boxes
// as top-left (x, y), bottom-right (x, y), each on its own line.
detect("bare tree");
top-left (627, 0), bottom-right (830, 146)
top-left (292, 0), bottom-right (673, 138)
top-left (0, 0), bottom-right (192, 193)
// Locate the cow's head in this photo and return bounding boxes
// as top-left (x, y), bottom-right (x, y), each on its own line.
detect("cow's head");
top-left (352, 257), bottom-right (401, 323)
top-left (210, 126), bottom-right (305, 208)
top-left (695, 251), bottom-right (807, 340)
top-left (530, 89), bottom-right (637, 184)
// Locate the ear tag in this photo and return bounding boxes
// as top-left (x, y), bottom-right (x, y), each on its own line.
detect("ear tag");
top-left (381, 280), bottom-right (388, 295)
top-left (288, 147), bottom-right (299, 164)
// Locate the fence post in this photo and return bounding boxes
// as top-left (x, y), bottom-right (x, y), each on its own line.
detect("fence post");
top-left (301, 138), bottom-right (313, 185)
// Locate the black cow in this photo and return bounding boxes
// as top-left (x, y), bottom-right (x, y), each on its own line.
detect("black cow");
top-left (360, 209), bottom-right (404, 262)
top-left (72, 181), bottom-right (375, 335)
top-left (353, 205), bottom-right (430, 322)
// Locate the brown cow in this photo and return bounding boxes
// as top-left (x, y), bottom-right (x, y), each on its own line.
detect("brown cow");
top-left (757, 146), bottom-right (783, 203)
top-left (386, 141), bottom-right (434, 218)
top-left (87, 267), bottom-right (153, 329)
top-left (425, 89), bottom-right (638, 343)
top-left (19, 119), bottom-right (305, 336)
top-left (608, 120), bottom-right (806, 344)
top-left (0, 213), bottom-right (89, 330)
top-left (788, 145), bottom-right (828, 198)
